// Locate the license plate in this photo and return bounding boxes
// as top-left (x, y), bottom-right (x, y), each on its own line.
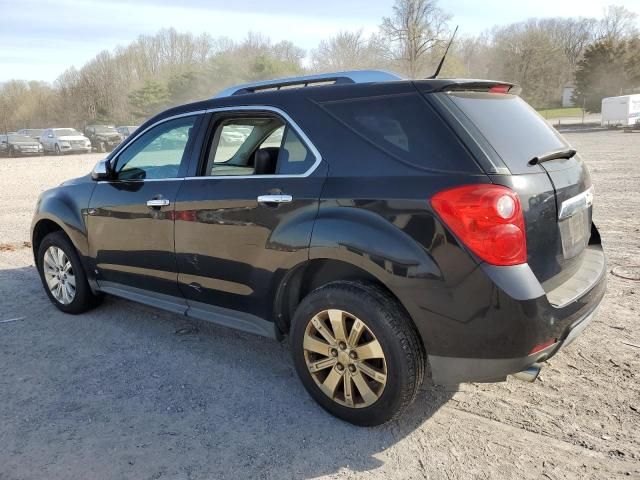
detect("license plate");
top-left (559, 206), bottom-right (590, 259)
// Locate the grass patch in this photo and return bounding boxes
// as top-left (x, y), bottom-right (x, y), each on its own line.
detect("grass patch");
top-left (537, 107), bottom-right (584, 118)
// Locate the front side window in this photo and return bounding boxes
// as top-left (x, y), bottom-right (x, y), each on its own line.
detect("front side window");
top-left (115, 115), bottom-right (197, 180)
top-left (204, 115), bottom-right (314, 176)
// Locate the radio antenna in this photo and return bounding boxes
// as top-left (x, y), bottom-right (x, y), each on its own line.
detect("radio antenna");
top-left (428, 25), bottom-right (459, 79)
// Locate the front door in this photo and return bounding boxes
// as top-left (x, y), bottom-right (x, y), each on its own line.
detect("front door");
top-left (174, 110), bottom-right (326, 331)
top-left (88, 113), bottom-right (203, 306)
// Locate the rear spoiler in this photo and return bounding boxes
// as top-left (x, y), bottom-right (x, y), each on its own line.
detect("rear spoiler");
top-left (414, 79), bottom-right (522, 95)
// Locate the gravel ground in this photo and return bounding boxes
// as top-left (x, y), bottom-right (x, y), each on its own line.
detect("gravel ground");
top-left (1, 131), bottom-right (639, 480)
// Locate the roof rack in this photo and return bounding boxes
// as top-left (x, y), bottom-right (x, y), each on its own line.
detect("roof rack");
top-left (214, 70), bottom-right (403, 98)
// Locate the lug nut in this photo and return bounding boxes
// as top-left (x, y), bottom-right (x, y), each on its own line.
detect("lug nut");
top-left (348, 364), bottom-right (356, 373)
top-left (336, 363), bottom-right (344, 371)
top-left (349, 351), bottom-right (357, 360)
top-left (330, 349), bottom-right (338, 357)
top-left (339, 342), bottom-right (347, 350)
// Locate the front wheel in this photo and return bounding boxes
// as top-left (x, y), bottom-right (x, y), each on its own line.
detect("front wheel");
top-left (54, 144), bottom-right (62, 156)
top-left (37, 231), bottom-right (101, 314)
top-left (291, 281), bottom-right (425, 426)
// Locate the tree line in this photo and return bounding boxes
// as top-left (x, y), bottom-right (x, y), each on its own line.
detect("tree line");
top-left (1, 1), bottom-right (638, 132)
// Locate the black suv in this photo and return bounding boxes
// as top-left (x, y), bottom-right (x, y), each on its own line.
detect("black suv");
top-left (84, 125), bottom-right (124, 152)
top-left (32, 71), bottom-right (606, 426)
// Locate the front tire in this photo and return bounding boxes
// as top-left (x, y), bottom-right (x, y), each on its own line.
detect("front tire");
top-left (291, 281), bottom-right (425, 426)
top-left (54, 144), bottom-right (62, 156)
top-left (37, 231), bottom-right (101, 314)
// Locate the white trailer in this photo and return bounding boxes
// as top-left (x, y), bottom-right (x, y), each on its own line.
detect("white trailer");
top-left (601, 94), bottom-right (640, 126)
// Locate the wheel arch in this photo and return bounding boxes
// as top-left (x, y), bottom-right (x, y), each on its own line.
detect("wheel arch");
top-left (273, 258), bottom-right (415, 340)
top-left (31, 185), bottom-right (94, 265)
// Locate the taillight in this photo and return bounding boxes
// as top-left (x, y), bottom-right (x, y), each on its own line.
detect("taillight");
top-left (431, 184), bottom-right (527, 266)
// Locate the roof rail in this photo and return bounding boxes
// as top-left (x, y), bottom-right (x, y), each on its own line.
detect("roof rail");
top-left (214, 70), bottom-right (403, 98)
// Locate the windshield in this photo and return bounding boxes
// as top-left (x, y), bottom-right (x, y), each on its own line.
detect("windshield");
top-left (94, 126), bottom-right (117, 133)
top-left (9, 135), bottom-right (35, 142)
top-left (54, 129), bottom-right (81, 137)
top-left (446, 92), bottom-right (568, 174)
top-left (25, 129), bottom-right (43, 136)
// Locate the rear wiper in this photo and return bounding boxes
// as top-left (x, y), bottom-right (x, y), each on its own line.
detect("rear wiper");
top-left (528, 149), bottom-right (577, 166)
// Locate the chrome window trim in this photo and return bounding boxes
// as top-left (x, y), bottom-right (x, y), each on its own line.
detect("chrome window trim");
top-left (187, 105), bottom-right (322, 180)
top-left (103, 105), bottom-right (322, 184)
top-left (106, 110), bottom-right (206, 179)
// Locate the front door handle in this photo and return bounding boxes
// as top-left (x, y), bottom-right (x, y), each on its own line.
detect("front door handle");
top-left (257, 194), bottom-right (293, 205)
top-left (147, 198), bottom-right (170, 208)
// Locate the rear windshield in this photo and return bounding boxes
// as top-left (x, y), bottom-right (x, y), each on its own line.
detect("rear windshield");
top-left (446, 92), bottom-right (568, 174)
top-left (320, 92), bottom-right (479, 173)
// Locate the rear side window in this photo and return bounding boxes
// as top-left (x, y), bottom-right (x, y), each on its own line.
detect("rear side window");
top-left (446, 92), bottom-right (568, 174)
top-left (320, 92), bottom-right (479, 173)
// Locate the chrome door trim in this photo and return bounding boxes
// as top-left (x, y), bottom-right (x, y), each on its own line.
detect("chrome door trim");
top-left (257, 194), bottom-right (293, 204)
top-left (146, 199), bottom-right (170, 207)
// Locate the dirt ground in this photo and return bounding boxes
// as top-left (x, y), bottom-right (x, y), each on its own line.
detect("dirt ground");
top-left (0, 130), bottom-right (639, 480)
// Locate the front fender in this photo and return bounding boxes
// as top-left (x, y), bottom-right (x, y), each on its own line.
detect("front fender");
top-left (31, 181), bottom-right (96, 259)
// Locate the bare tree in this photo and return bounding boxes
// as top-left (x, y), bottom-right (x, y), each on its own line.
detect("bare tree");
top-left (311, 30), bottom-right (386, 71)
top-left (381, 0), bottom-right (450, 78)
top-left (599, 5), bottom-right (638, 42)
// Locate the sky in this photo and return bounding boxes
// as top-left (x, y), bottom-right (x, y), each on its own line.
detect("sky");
top-left (1, 0), bottom-right (639, 83)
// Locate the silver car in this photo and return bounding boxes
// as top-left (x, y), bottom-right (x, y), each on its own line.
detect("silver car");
top-left (40, 128), bottom-right (92, 155)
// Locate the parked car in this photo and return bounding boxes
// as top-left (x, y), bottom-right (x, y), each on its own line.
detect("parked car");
top-left (16, 128), bottom-right (45, 142)
top-left (31, 71), bottom-right (606, 426)
top-left (85, 125), bottom-right (124, 152)
top-left (0, 133), bottom-right (43, 156)
top-left (116, 125), bottom-right (138, 138)
top-left (40, 128), bottom-right (91, 155)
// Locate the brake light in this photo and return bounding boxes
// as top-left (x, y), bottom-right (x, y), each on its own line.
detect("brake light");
top-left (431, 184), bottom-right (527, 266)
top-left (489, 85), bottom-right (510, 94)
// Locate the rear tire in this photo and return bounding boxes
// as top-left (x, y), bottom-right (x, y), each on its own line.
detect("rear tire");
top-left (291, 281), bottom-right (425, 426)
top-left (37, 231), bottom-right (101, 314)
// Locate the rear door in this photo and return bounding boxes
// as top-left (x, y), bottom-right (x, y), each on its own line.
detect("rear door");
top-left (431, 91), bottom-right (593, 289)
top-left (174, 108), bottom-right (326, 330)
top-left (87, 113), bottom-right (203, 305)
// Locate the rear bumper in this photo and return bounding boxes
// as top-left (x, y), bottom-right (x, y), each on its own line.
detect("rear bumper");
top-left (429, 303), bottom-right (599, 384)
top-left (425, 244), bottom-right (606, 385)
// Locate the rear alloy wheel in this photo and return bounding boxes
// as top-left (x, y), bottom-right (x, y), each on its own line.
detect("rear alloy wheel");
top-left (292, 281), bottom-right (425, 426)
top-left (303, 309), bottom-right (387, 408)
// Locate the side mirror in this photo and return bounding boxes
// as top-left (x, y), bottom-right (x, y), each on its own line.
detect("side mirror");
top-left (91, 158), bottom-right (111, 181)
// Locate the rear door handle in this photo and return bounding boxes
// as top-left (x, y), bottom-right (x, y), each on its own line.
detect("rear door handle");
top-left (257, 194), bottom-right (293, 205)
top-left (147, 199), bottom-right (170, 208)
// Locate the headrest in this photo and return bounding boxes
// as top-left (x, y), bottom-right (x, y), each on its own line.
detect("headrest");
top-left (254, 147), bottom-right (279, 175)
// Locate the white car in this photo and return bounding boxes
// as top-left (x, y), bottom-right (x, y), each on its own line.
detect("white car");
top-left (40, 128), bottom-right (92, 155)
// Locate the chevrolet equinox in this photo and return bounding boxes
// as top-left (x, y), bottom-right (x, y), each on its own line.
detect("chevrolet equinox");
top-left (32, 71), bottom-right (606, 426)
